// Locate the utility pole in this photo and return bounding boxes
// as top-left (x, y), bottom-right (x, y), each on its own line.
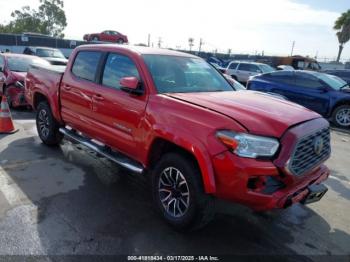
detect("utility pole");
top-left (290, 41), bottom-right (295, 56)
top-left (147, 34), bottom-right (151, 47)
top-left (188, 38), bottom-right (194, 52)
top-left (158, 37), bottom-right (162, 48)
top-left (198, 38), bottom-right (203, 53)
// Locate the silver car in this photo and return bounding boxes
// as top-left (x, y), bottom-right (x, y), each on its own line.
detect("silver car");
top-left (225, 61), bottom-right (275, 82)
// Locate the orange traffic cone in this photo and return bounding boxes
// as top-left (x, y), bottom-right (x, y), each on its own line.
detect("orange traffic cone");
top-left (0, 96), bottom-right (18, 134)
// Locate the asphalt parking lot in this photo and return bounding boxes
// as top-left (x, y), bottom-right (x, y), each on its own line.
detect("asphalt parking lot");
top-left (0, 110), bottom-right (349, 261)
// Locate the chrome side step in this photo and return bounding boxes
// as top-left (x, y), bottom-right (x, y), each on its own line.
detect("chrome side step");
top-left (59, 128), bottom-right (144, 174)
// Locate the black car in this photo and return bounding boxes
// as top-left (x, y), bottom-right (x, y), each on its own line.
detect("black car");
top-left (323, 70), bottom-right (350, 84)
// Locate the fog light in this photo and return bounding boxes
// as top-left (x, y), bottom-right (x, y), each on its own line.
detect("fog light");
top-left (247, 176), bottom-right (267, 192)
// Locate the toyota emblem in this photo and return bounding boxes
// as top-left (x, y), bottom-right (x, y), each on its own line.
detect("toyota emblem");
top-left (313, 137), bottom-right (324, 155)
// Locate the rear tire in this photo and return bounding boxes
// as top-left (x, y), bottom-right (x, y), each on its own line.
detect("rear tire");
top-left (332, 105), bottom-right (350, 128)
top-left (117, 39), bottom-right (124, 44)
top-left (152, 153), bottom-right (214, 231)
top-left (36, 101), bottom-right (63, 146)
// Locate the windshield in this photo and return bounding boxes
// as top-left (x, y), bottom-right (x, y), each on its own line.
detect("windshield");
top-left (7, 56), bottom-right (50, 72)
top-left (143, 55), bottom-right (234, 93)
top-left (317, 73), bottom-right (349, 90)
top-left (36, 48), bottom-right (66, 59)
top-left (260, 64), bottom-right (275, 73)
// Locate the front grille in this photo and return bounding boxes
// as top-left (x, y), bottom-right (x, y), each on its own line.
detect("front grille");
top-left (289, 128), bottom-right (330, 176)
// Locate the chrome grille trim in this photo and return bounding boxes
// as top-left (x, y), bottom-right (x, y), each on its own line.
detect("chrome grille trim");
top-left (289, 127), bottom-right (330, 176)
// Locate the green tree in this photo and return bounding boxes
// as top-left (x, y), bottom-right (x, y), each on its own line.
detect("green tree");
top-left (334, 10), bottom-right (350, 62)
top-left (0, 0), bottom-right (67, 38)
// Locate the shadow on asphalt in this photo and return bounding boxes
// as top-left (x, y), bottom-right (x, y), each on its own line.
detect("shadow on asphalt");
top-left (1, 136), bottom-right (350, 260)
top-left (327, 170), bottom-right (350, 201)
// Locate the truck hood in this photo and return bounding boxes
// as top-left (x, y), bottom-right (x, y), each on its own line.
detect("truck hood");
top-left (166, 90), bottom-right (321, 137)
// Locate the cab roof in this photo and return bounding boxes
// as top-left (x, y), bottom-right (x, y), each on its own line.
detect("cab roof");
top-left (79, 44), bottom-right (199, 58)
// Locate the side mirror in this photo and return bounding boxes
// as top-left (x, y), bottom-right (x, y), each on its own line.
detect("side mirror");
top-left (120, 76), bottom-right (143, 95)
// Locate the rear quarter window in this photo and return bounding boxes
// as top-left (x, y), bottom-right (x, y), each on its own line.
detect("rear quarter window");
top-left (71, 51), bottom-right (101, 82)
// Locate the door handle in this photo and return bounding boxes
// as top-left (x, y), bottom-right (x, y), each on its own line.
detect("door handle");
top-left (63, 85), bottom-right (72, 90)
top-left (93, 94), bottom-right (104, 101)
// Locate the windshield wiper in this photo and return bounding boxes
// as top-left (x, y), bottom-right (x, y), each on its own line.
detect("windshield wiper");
top-left (340, 83), bottom-right (350, 90)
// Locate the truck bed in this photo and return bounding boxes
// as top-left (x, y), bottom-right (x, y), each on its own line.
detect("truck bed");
top-left (25, 64), bottom-right (66, 122)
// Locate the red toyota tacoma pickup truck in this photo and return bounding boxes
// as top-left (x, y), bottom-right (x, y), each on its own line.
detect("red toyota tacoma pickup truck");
top-left (25, 44), bottom-right (331, 230)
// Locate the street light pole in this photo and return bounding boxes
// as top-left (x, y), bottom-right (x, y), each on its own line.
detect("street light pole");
top-left (290, 41), bottom-right (295, 56)
top-left (198, 38), bottom-right (203, 53)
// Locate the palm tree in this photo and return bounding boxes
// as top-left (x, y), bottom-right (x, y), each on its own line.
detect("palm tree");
top-left (334, 10), bottom-right (350, 62)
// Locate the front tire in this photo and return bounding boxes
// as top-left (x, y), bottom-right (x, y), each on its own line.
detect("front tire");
top-left (152, 153), bottom-right (214, 231)
top-left (92, 36), bottom-right (99, 41)
top-left (117, 39), bottom-right (124, 44)
top-left (332, 105), bottom-right (350, 128)
top-left (36, 102), bottom-right (63, 146)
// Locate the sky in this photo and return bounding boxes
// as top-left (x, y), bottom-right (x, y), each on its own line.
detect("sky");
top-left (0, 0), bottom-right (349, 61)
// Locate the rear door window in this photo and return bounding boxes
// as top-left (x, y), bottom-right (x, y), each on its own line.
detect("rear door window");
top-left (72, 51), bottom-right (102, 82)
top-left (238, 63), bottom-right (260, 72)
top-left (229, 62), bottom-right (238, 69)
top-left (102, 53), bottom-right (140, 90)
top-left (264, 71), bottom-right (295, 85)
top-left (295, 73), bottom-right (323, 89)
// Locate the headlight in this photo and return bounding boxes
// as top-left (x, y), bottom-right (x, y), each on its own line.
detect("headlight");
top-left (216, 131), bottom-right (279, 158)
top-left (15, 81), bottom-right (24, 88)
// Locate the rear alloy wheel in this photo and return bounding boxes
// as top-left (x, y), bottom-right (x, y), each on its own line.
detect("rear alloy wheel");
top-left (117, 39), bottom-right (124, 44)
top-left (152, 153), bottom-right (214, 231)
top-left (36, 102), bottom-right (63, 146)
top-left (332, 105), bottom-right (350, 128)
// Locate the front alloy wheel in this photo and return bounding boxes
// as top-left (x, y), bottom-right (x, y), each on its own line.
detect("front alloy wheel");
top-left (333, 105), bottom-right (350, 127)
top-left (152, 153), bottom-right (214, 231)
top-left (158, 167), bottom-right (190, 218)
